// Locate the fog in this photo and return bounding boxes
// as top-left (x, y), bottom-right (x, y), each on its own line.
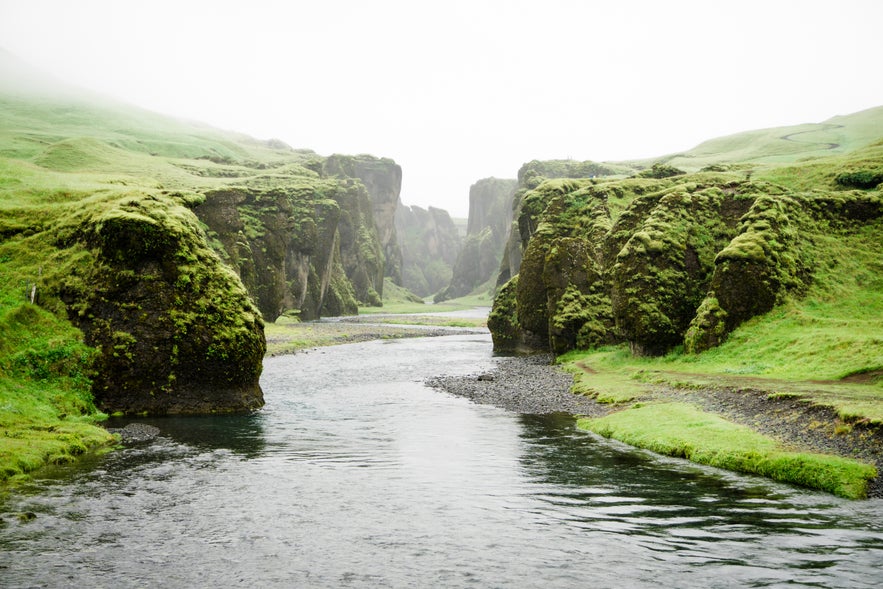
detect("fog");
top-left (1, 0), bottom-right (881, 217)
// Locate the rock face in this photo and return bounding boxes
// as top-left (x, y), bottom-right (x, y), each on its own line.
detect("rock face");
top-left (195, 183), bottom-right (359, 321)
top-left (395, 204), bottom-right (461, 297)
top-left (51, 194), bottom-right (266, 414)
top-left (196, 154), bottom-right (405, 320)
top-left (435, 177), bottom-right (516, 301)
top-left (323, 154), bottom-right (404, 290)
top-left (497, 160), bottom-right (629, 287)
top-left (488, 160), bottom-right (883, 357)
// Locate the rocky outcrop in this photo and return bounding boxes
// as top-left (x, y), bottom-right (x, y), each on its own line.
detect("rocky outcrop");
top-left (0, 55), bottom-right (407, 419)
top-left (488, 163), bottom-right (883, 356)
top-left (48, 194), bottom-right (266, 414)
top-left (395, 204), bottom-right (461, 297)
top-left (436, 177), bottom-right (516, 301)
top-left (195, 182), bottom-right (359, 321)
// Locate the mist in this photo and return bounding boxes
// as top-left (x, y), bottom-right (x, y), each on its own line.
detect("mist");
top-left (1, 0), bottom-right (882, 217)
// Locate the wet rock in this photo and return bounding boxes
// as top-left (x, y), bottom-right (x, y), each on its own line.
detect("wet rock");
top-left (107, 423), bottom-right (161, 444)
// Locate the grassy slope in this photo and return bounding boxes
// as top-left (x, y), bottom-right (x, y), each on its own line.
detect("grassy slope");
top-left (622, 105), bottom-right (883, 172)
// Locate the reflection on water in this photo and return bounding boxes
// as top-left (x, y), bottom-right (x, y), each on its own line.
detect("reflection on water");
top-left (1, 334), bottom-right (881, 588)
top-left (102, 412), bottom-right (267, 457)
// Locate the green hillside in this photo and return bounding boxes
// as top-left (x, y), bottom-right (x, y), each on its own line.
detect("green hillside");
top-left (626, 106), bottom-right (883, 171)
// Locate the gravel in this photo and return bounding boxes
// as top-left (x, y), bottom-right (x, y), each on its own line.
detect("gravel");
top-left (105, 422), bottom-right (161, 444)
top-left (426, 353), bottom-right (609, 417)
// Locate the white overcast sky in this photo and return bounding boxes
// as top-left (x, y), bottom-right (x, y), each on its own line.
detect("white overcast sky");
top-left (1, 0), bottom-right (882, 217)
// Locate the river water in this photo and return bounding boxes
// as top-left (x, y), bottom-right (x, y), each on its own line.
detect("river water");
top-left (2, 332), bottom-right (882, 588)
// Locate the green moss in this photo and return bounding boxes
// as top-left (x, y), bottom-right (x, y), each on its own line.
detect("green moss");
top-left (578, 402), bottom-right (877, 499)
top-left (0, 298), bottom-right (114, 482)
top-left (684, 296), bottom-right (728, 353)
top-left (835, 169), bottom-right (883, 189)
top-left (636, 162), bottom-right (686, 179)
top-left (487, 276), bottom-right (520, 351)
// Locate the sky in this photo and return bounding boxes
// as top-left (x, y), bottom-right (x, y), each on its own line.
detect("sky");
top-left (1, 0), bottom-right (882, 218)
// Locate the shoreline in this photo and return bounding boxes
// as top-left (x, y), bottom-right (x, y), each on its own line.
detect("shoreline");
top-left (425, 353), bottom-right (883, 499)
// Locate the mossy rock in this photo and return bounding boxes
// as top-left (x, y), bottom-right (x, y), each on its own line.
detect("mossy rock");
top-left (55, 194), bottom-right (265, 415)
top-left (707, 193), bottom-right (809, 335)
top-left (543, 237), bottom-right (612, 354)
top-left (488, 276), bottom-right (520, 352)
top-left (684, 296), bottom-right (728, 353)
top-left (610, 186), bottom-right (740, 355)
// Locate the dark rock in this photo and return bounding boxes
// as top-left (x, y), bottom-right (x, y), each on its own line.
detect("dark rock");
top-left (107, 422), bottom-right (161, 444)
top-left (53, 197), bottom-right (266, 415)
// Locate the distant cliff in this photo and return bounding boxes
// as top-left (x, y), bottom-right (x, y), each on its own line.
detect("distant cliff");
top-left (395, 204), bottom-right (461, 297)
top-left (436, 177), bottom-right (516, 301)
top-left (324, 154), bottom-right (404, 291)
top-left (488, 153), bottom-right (883, 356)
top-left (196, 154), bottom-right (404, 319)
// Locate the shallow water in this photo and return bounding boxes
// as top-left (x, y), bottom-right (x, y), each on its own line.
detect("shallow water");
top-left (2, 333), bottom-right (881, 588)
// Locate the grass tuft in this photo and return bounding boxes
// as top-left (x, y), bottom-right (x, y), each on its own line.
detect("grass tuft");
top-left (578, 403), bottom-right (877, 499)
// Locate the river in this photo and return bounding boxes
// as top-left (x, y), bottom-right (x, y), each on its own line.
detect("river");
top-left (1, 332), bottom-right (881, 588)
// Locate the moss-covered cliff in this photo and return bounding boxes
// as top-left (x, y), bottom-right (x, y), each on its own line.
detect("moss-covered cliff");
top-left (497, 159), bottom-right (632, 287)
top-left (195, 154), bottom-right (403, 319)
top-left (395, 204), bottom-right (461, 297)
top-left (324, 154), bottom-right (404, 293)
top-left (489, 144), bottom-right (883, 357)
top-left (436, 177), bottom-right (516, 301)
top-left (0, 54), bottom-right (404, 421)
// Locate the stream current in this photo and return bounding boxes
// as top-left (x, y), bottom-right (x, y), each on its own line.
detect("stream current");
top-left (2, 331), bottom-right (882, 588)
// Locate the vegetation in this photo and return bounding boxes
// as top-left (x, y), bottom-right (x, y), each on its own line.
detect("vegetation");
top-left (578, 403), bottom-right (876, 499)
top-left (489, 106), bottom-right (883, 496)
top-left (397, 205), bottom-right (461, 298)
top-left (0, 290), bottom-right (114, 482)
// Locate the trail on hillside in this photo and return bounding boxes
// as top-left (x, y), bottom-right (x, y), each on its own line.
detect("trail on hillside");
top-left (779, 123), bottom-right (844, 151)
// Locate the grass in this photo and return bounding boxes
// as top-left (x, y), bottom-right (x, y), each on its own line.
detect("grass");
top-left (0, 295), bottom-right (115, 482)
top-left (625, 105), bottom-right (883, 172)
top-left (0, 80), bottom-right (304, 482)
top-left (359, 290), bottom-right (494, 316)
top-left (577, 403), bottom-right (877, 499)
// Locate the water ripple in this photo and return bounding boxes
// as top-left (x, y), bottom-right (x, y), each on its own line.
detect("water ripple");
top-left (2, 334), bottom-right (882, 588)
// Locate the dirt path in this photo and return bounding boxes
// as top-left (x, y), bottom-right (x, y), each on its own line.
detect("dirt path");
top-left (779, 123), bottom-right (844, 151)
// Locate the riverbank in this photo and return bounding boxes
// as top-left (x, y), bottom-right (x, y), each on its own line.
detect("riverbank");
top-left (264, 317), bottom-right (486, 356)
top-left (426, 352), bottom-right (882, 499)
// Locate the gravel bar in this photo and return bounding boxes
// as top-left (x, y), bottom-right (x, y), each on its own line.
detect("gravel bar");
top-left (426, 353), bottom-right (609, 417)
